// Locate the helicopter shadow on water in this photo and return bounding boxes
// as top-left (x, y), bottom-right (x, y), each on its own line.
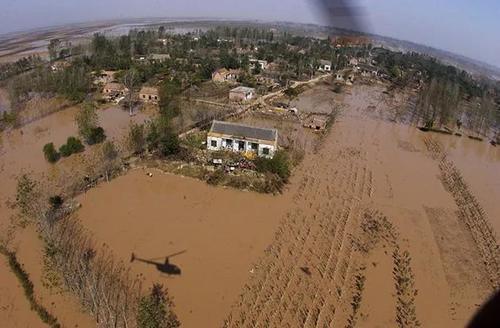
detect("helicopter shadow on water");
top-left (130, 250), bottom-right (186, 276)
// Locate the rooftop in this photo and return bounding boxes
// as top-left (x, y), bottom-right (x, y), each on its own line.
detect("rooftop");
top-left (103, 82), bottom-right (125, 90)
top-left (209, 120), bottom-right (277, 142)
top-left (140, 86), bottom-right (159, 96)
top-left (230, 86), bottom-right (256, 94)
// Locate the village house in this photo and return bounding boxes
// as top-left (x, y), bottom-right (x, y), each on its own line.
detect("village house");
top-left (139, 86), bottom-right (160, 104)
top-left (318, 60), bottom-right (332, 72)
top-left (346, 73), bottom-right (355, 85)
top-left (94, 70), bottom-right (116, 85)
top-left (256, 75), bottom-right (279, 88)
top-left (304, 115), bottom-right (328, 131)
top-left (50, 60), bottom-right (71, 72)
top-left (349, 58), bottom-right (359, 66)
top-left (212, 68), bottom-right (240, 83)
top-left (229, 86), bottom-right (256, 102)
top-left (103, 82), bottom-right (127, 100)
top-left (207, 120), bottom-right (278, 158)
top-left (359, 64), bottom-right (379, 78)
top-left (250, 58), bottom-right (268, 70)
top-left (148, 53), bottom-right (170, 63)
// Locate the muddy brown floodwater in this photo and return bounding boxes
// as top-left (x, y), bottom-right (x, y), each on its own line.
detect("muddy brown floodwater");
top-left (1, 84), bottom-right (499, 327)
top-left (0, 105), bottom-right (148, 327)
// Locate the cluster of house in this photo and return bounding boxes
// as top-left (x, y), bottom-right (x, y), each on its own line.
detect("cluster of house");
top-left (211, 58), bottom-right (336, 103)
top-left (95, 70), bottom-right (160, 104)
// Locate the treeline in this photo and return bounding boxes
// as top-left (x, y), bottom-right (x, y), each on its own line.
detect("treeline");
top-left (0, 55), bottom-right (43, 81)
top-left (0, 246), bottom-right (60, 327)
top-left (374, 48), bottom-right (483, 98)
top-left (14, 169), bottom-right (180, 328)
top-left (8, 58), bottom-right (92, 107)
top-left (206, 26), bottom-right (275, 43)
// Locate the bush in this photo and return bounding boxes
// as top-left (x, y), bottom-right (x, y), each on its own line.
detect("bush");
top-left (255, 150), bottom-right (291, 182)
top-left (127, 123), bottom-right (145, 154)
top-left (137, 284), bottom-right (179, 328)
top-left (158, 131), bottom-right (180, 157)
top-left (86, 127), bottom-right (106, 145)
top-left (206, 169), bottom-right (225, 186)
top-left (49, 195), bottom-right (63, 210)
top-left (43, 143), bottom-right (60, 163)
top-left (59, 137), bottom-right (84, 157)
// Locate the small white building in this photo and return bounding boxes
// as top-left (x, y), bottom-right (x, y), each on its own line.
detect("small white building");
top-left (250, 58), bottom-right (268, 70)
top-left (207, 121), bottom-right (278, 158)
top-left (229, 86), bottom-right (256, 102)
top-left (318, 60), bottom-right (332, 72)
top-left (349, 58), bottom-right (359, 66)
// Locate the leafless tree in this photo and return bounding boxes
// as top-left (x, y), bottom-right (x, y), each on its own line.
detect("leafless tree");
top-left (122, 69), bottom-right (140, 116)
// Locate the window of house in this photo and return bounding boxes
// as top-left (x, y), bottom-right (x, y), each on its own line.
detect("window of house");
top-left (211, 140), bottom-right (217, 147)
top-left (262, 147), bottom-right (270, 155)
top-left (251, 143), bottom-right (258, 151)
top-left (226, 139), bottom-right (233, 147)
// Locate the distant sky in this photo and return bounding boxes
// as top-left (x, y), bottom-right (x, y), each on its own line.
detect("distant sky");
top-left (0, 0), bottom-right (499, 67)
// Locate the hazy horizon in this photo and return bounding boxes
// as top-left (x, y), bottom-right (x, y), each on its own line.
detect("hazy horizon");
top-left (1, 0), bottom-right (499, 68)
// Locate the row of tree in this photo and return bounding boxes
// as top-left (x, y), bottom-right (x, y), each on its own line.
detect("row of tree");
top-left (0, 55), bottom-right (43, 81)
top-left (8, 59), bottom-right (92, 108)
top-left (14, 172), bottom-right (179, 328)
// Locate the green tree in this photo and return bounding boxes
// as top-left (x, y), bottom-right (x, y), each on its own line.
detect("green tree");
top-left (255, 150), bottom-right (291, 182)
top-left (146, 116), bottom-right (180, 156)
top-left (75, 103), bottom-right (99, 142)
top-left (284, 87), bottom-right (300, 105)
top-left (48, 39), bottom-right (61, 61)
top-left (43, 143), bottom-right (60, 163)
top-left (127, 123), bottom-right (146, 155)
top-left (59, 137), bottom-right (84, 157)
top-left (137, 284), bottom-right (179, 328)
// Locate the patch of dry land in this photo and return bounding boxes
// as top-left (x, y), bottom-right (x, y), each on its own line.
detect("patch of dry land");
top-left (1, 83), bottom-right (499, 327)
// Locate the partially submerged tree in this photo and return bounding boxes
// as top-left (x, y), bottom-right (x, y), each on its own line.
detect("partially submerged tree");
top-left (75, 103), bottom-right (98, 141)
top-left (100, 141), bottom-right (119, 181)
top-left (15, 173), bottom-right (43, 220)
top-left (75, 103), bottom-right (106, 145)
top-left (284, 87), bottom-right (300, 105)
top-left (43, 143), bottom-right (60, 163)
top-left (59, 137), bottom-right (84, 157)
top-left (127, 123), bottom-right (146, 155)
top-left (137, 284), bottom-right (179, 328)
top-left (121, 68), bottom-right (140, 116)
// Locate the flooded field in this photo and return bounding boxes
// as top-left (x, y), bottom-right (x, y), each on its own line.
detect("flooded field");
top-left (0, 105), bottom-right (149, 327)
top-left (75, 169), bottom-right (288, 327)
top-left (1, 83), bottom-right (499, 327)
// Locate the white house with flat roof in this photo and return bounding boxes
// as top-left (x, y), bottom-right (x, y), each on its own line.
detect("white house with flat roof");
top-left (207, 120), bottom-right (278, 158)
top-left (229, 86), bottom-right (256, 102)
top-left (318, 60), bottom-right (332, 72)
